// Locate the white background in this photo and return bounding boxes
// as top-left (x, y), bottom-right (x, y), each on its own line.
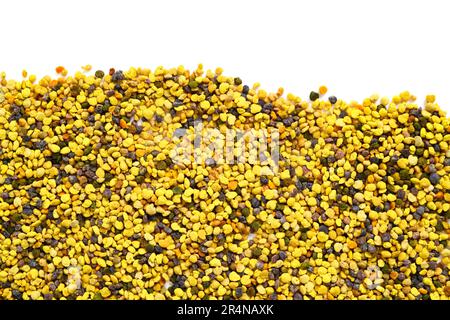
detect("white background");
top-left (1, 0), bottom-right (449, 112)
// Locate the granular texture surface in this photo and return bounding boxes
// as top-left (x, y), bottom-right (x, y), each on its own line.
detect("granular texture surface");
top-left (0, 66), bottom-right (449, 300)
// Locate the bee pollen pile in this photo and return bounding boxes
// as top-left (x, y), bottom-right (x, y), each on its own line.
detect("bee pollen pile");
top-left (0, 65), bottom-right (449, 300)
